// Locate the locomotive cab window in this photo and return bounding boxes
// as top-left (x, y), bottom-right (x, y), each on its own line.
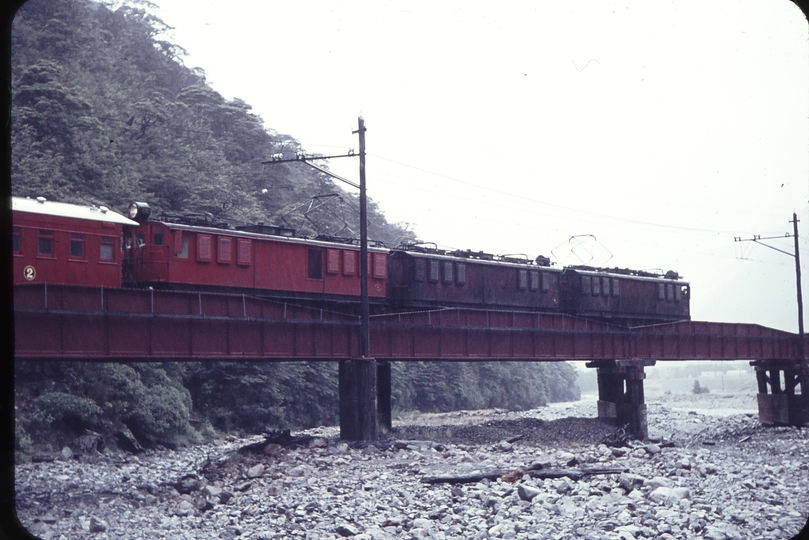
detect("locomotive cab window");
top-left (69, 233), bottom-right (84, 259)
top-left (308, 249), bottom-right (323, 279)
top-left (658, 283), bottom-right (665, 300)
top-left (666, 283), bottom-right (674, 302)
top-left (602, 277), bottom-right (610, 296)
top-left (326, 249), bottom-right (340, 274)
top-left (217, 236), bottom-right (232, 264)
top-left (414, 258), bottom-right (426, 281)
top-left (540, 271), bottom-right (549, 292)
top-left (456, 263), bottom-right (466, 285)
top-left (581, 275), bottom-right (591, 295)
top-left (197, 234), bottom-right (212, 262)
top-left (373, 253), bottom-right (387, 279)
top-left (611, 278), bottom-right (620, 297)
top-left (442, 261), bottom-right (453, 283)
top-left (174, 231), bottom-right (189, 258)
top-left (530, 270), bottom-right (539, 291)
top-left (518, 269), bottom-right (528, 290)
top-left (38, 230), bottom-right (53, 256)
top-left (237, 239), bottom-right (251, 266)
top-left (592, 275), bottom-right (600, 296)
top-left (428, 260), bottom-right (440, 283)
top-left (100, 236), bottom-right (115, 261)
top-left (153, 232), bottom-right (164, 246)
top-left (343, 251), bottom-right (356, 276)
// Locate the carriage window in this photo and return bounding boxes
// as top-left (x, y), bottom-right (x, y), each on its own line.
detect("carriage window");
top-left (343, 251), bottom-right (356, 275)
top-left (153, 232), bottom-right (164, 246)
top-left (518, 269), bottom-right (528, 290)
top-left (70, 234), bottom-right (84, 258)
top-left (13, 227), bottom-right (20, 253)
top-left (658, 283), bottom-right (666, 300)
top-left (100, 236), bottom-right (115, 261)
top-left (135, 232), bottom-right (146, 247)
top-left (530, 271), bottom-right (539, 291)
top-left (442, 261), bottom-right (453, 283)
top-left (38, 230), bottom-right (53, 255)
top-left (611, 278), bottom-right (620, 297)
top-left (414, 258), bottom-right (426, 281)
top-left (428, 260), bottom-right (440, 283)
top-left (592, 275), bottom-right (600, 296)
top-left (602, 277), bottom-right (610, 297)
top-left (308, 249), bottom-right (323, 279)
top-left (456, 263), bottom-right (466, 285)
top-left (581, 275), bottom-right (591, 295)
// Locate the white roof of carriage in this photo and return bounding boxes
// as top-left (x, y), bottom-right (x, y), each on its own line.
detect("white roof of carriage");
top-left (11, 196), bottom-right (138, 226)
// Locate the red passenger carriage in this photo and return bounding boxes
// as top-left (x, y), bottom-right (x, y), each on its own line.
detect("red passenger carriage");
top-left (12, 197), bottom-right (137, 288)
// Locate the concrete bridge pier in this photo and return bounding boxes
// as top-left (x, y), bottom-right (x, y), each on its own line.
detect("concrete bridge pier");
top-left (338, 358), bottom-right (378, 440)
top-left (338, 358), bottom-right (392, 441)
top-left (377, 360), bottom-right (392, 435)
top-left (750, 359), bottom-right (808, 426)
top-left (586, 358), bottom-right (656, 440)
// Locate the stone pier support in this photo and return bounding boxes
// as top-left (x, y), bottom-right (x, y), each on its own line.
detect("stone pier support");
top-left (586, 358), bottom-right (656, 440)
top-left (338, 358), bottom-right (378, 440)
top-left (750, 359), bottom-right (808, 426)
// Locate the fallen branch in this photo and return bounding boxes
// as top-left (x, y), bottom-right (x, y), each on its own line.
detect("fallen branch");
top-left (238, 430), bottom-right (314, 453)
top-left (421, 466), bottom-right (628, 484)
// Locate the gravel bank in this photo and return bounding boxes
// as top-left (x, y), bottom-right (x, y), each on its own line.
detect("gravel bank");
top-left (15, 391), bottom-right (809, 539)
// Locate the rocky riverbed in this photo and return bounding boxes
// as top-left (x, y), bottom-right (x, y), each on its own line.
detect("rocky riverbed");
top-left (15, 391), bottom-right (809, 540)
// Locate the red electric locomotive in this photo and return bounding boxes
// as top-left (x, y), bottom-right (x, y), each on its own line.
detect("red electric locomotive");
top-left (387, 245), bottom-right (563, 312)
top-left (122, 204), bottom-right (389, 311)
top-left (12, 196), bottom-right (138, 288)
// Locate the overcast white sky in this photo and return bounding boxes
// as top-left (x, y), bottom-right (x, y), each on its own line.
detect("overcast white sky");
top-left (144, 0), bottom-right (808, 331)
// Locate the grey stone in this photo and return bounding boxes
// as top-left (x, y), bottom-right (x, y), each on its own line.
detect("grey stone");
top-left (246, 464), bottom-right (265, 478)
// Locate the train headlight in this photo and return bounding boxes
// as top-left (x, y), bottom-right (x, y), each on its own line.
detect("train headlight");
top-left (128, 202), bottom-right (151, 223)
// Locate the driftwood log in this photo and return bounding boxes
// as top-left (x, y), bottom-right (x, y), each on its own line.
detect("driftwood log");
top-left (238, 429), bottom-right (315, 453)
top-left (421, 466), bottom-right (628, 484)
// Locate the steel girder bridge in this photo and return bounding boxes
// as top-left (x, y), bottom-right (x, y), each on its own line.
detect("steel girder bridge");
top-left (13, 284), bottom-right (809, 439)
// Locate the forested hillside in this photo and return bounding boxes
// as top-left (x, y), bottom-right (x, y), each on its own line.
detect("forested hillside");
top-left (12, 0), bottom-right (579, 457)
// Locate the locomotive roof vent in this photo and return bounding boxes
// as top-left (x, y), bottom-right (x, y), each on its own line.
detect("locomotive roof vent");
top-left (128, 201), bottom-right (151, 223)
top-left (36, 196), bottom-right (46, 204)
top-left (99, 206), bottom-right (109, 214)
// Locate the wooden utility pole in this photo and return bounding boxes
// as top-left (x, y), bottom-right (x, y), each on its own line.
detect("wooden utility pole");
top-left (792, 213), bottom-right (804, 363)
top-left (262, 118), bottom-right (384, 440)
top-left (355, 117), bottom-right (370, 358)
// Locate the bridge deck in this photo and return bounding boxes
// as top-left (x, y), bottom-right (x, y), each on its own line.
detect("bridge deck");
top-left (13, 284), bottom-right (804, 362)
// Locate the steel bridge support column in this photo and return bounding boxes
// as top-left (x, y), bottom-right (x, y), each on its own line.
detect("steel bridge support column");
top-left (339, 358), bottom-right (378, 441)
top-left (586, 359), bottom-right (655, 440)
top-left (751, 359), bottom-right (808, 426)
